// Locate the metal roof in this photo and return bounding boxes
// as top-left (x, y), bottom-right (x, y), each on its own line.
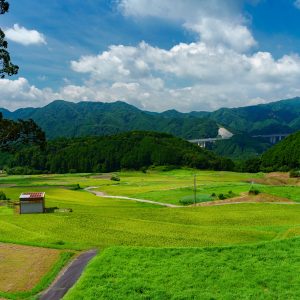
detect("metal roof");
top-left (20, 192), bottom-right (45, 199)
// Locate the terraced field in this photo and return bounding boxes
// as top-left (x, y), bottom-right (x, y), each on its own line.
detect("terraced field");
top-left (0, 169), bottom-right (299, 299)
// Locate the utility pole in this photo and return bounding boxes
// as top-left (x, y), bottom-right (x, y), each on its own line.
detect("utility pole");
top-left (194, 175), bottom-right (197, 204)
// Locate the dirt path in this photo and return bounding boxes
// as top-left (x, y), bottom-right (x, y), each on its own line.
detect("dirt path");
top-left (39, 249), bottom-right (97, 300)
top-left (85, 187), bottom-right (183, 208)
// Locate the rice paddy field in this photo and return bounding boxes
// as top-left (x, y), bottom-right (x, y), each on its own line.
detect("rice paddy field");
top-left (0, 169), bottom-right (300, 299)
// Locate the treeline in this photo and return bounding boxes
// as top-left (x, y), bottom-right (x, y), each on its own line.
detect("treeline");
top-left (2, 131), bottom-right (234, 174)
top-left (235, 130), bottom-right (300, 173)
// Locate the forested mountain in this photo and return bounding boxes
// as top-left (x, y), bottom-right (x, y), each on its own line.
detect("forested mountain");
top-left (210, 134), bottom-right (272, 160)
top-left (260, 130), bottom-right (300, 171)
top-left (1, 97), bottom-right (300, 161)
top-left (4, 131), bottom-right (234, 174)
top-left (0, 100), bottom-right (219, 139)
top-left (2, 98), bottom-right (300, 140)
top-left (195, 97), bottom-right (300, 135)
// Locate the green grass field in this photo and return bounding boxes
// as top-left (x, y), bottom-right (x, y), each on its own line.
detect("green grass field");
top-left (65, 238), bottom-right (300, 300)
top-left (0, 169), bottom-right (300, 299)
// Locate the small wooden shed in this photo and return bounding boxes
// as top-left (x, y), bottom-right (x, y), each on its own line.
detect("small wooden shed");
top-left (19, 192), bottom-right (45, 214)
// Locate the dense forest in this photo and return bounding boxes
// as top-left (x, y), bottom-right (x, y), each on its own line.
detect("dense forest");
top-left (210, 134), bottom-right (272, 159)
top-left (1, 131), bottom-right (234, 174)
top-left (260, 130), bottom-right (300, 171)
top-left (191, 97), bottom-right (300, 135)
top-left (2, 97), bottom-right (300, 141)
top-left (0, 100), bottom-right (219, 139)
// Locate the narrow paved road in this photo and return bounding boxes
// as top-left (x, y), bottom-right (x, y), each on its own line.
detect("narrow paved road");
top-left (40, 249), bottom-right (97, 300)
top-left (85, 186), bottom-right (183, 208)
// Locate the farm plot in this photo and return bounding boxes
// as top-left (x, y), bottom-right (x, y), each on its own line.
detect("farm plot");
top-left (0, 243), bottom-right (73, 299)
top-left (90, 169), bottom-right (299, 205)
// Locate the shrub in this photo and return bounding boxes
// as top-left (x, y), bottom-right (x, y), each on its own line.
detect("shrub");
top-left (290, 170), bottom-right (300, 178)
top-left (218, 194), bottom-right (226, 200)
top-left (0, 191), bottom-right (7, 200)
top-left (111, 175), bottom-right (120, 181)
top-left (71, 184), bottom-right (81, 190)
top-left (140, 167), bottom-right (147, 174)
top-left (249, 188), bottom-right (260, 195)
top-left (211, 193), bottom-right (216, 197)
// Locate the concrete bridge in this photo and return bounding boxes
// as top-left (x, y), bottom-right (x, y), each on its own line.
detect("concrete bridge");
top-left (252, 134), bottom-right (290, 144)
top-left (189, 133), bottom-right (290, 148)
top-left (188, 137), bottom-right (229, 148)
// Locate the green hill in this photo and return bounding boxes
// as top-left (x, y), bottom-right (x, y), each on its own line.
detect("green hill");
top-left (211, 134), bottom-right (272, 160)
top-left (0, 100), bottom-right (219, 140)
top-left (204, 97), bottom-right (300, 135)
top-left (6, 131), bottom-right (233, 174)
top-left (261, 130), bottom-right (300, 171)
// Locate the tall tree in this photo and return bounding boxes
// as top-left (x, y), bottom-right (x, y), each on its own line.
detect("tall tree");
top-left (0, 113), bottom-right (46, 152)
top-left (0, 0), bottom-right (18, 78)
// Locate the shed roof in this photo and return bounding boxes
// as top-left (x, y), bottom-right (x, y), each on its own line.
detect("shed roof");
top-left (20, 192), bottom-right (45, 199)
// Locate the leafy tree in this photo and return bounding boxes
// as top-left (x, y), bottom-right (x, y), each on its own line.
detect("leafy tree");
top-left (0, 113), bottom-right (46, 152)
top-left (4, 131), bottom-right (234, 174)
top-left (0, 0), bottom-right (18, 78)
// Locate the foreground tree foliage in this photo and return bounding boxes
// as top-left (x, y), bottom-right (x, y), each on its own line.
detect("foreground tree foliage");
top-left (0, 0), bottom-right (18, 78)
top-left (0, 113), bottom-right (45, 152)
top-left (4, 131), bottom-right (234, 174)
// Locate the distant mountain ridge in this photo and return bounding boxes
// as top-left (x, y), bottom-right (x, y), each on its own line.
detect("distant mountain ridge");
top-left (1, 97), bottom-right (300, 139)
top-left (0, 100), bottom-right (219, 139)
top-left (202, 97), bottom-right (300, 135)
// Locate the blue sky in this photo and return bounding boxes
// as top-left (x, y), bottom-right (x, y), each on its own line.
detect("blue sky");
top-left (1, 0), bottom-right (300, 111)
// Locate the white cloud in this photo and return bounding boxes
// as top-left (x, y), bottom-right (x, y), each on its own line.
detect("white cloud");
top-left (2, 0), bottom-right (300, 113)
top-left (0, 77), bottom-right (56, 110)
top-left (67, 40), bottom-right (300, 111)
top-left (187, 18), bottom-right (256, 52)
top-left (294, 0), bottom-right (300, 9)
top-left (118, 0), bottom-right (256, 52)
top-left (5, 24), bottom-right (46, 46)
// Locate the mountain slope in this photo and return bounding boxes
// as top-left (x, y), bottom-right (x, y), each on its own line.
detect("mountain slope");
top-left (210, 134), bottom-right (272, 160)
top-left (261, 130), bottom-right (300, 171)
top-left (7, 131), bottom-right (234, 173)
top-left (1, 97), bottom-right (300, 156)
top-left (205, 97), bottom-right (300, 134)
top-left (1, 100), bottom-right (219, 139)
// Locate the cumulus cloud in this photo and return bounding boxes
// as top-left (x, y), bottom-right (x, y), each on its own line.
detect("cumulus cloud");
top-left (0, 78), bottom-right (56, 110)
top-left (118, 0), bottom-right (256, 52)
top-left (67, 40), bottom-right (300, 111)
top-left (2, 0), bottom-right (300, 112)
top-left (5, 24), bottom-right (46, 46)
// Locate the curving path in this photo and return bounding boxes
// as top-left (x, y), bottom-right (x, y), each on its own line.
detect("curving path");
top-left (85, 188), bottom-right (299, 208)
top-left (85, 187), bottom-right (183, 208)
top-left (39, 249), bottom-right (97, 300)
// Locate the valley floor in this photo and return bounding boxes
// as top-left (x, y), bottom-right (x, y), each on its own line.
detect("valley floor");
top-left (0, 169), bottom-right (299, 299)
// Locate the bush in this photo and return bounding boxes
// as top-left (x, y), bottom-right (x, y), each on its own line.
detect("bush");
top-left (71, 184), bottom-right (81, 190)
top-left (211, 193), bottom-right (216, 197)
top-left (6, 166), bottom-right (41, 175)
top-left (0, 191), bottom-right (7, 200)
top-left (140, 167), bottom-right (147, 174)
top-left (249, 188), bottom-right (260, 195)
top-left (290, 170), bottom-right (300, 178)
top-left (218, 194), bottom-right (226, 200)
top-left (111, 175), bottom-right (120, 181)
